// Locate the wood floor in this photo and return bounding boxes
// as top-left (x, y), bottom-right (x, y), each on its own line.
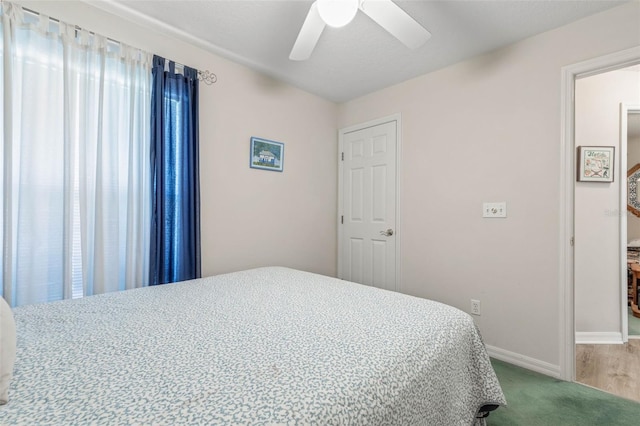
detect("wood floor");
top-left (576, 339), bottom-right (640, 403)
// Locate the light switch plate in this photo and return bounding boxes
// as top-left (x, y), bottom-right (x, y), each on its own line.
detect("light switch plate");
top-left (483, 202), bottom-right (507, 218)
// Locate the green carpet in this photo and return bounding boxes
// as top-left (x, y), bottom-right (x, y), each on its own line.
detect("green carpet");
top-left (629, 307), bottom-right (640, 336)
top-left (488, 359), bottom-right (640, 425)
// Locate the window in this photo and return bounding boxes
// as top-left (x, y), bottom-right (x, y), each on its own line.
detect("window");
top-left (1, 4), bottom-right (152, 306)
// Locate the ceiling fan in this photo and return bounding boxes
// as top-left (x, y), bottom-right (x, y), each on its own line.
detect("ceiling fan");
top-left (290, 0), bottom-right (431, 61)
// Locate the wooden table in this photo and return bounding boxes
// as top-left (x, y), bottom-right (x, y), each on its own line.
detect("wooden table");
top-left (629, 263), bottom-right (640, 318)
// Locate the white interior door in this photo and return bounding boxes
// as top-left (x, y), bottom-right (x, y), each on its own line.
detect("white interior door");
top-left (339, 118), bottom-right (398, 291)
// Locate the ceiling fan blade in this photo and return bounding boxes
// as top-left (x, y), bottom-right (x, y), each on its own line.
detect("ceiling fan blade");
top-left (360, 0), bottom-right (431, 49)
top-left (290, 1), bottom-right (326, 61)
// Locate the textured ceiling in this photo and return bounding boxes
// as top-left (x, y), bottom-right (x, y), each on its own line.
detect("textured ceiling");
top-left (93, 0), bottom-right (628, 103)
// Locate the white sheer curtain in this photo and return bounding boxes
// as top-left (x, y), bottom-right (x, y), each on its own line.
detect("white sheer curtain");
top-left (1, 3), bottom-right (152, 307)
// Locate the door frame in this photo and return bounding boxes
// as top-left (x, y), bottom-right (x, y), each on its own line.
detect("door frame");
top-left (337, 113), bottom-right (402, 291)
top-left (560, 46), bottom-right (640, 381)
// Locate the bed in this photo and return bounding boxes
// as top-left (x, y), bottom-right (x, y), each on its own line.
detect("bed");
top-left (0, 267), bottom-right (505, 425)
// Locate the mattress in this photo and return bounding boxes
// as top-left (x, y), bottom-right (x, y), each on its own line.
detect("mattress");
top-left (0, 267), bottom-right (505, 425)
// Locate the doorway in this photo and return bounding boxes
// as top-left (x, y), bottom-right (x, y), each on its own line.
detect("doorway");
top-left (570, 62), bottom-right (640, 401)
top-left (560, 46), bottom-right (640, 383)
top-left (574, 102), bottom-right (640, 403)
top-left (623, 108), bottom-right (640, 339)
top-left (337, 114), bottom-right (401, 291)
top-left (574, 67), bottom-right (640, 346)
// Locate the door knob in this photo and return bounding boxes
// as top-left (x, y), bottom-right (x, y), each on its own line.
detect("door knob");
top-left (380, 229), bottom-right (394, 236)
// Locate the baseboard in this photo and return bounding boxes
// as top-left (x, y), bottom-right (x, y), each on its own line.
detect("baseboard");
top-left (575, 332), bottom-right (623, 344)
top-left (486, 345), bottom-right (561, 379)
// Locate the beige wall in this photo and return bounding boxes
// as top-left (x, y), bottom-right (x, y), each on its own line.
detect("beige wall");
top-left (338, 2), bottom-right (640, 368)
top-left (575, 68), bottom-right (640, 336)
top-left (17, 1), bottom-right (339, 278)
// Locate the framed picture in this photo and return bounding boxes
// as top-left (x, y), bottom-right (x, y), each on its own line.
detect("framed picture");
top-left (250, 137), bottom-right (284, 172)
top-left (577, 146), bottom-right (614, 182)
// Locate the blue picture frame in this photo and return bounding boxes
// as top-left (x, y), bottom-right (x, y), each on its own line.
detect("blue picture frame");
top-left (250, 137), bottom-right (284, 172)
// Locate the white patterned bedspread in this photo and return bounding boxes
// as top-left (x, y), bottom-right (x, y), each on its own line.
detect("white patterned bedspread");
top-left (0, 267), bottom-right (505, 425)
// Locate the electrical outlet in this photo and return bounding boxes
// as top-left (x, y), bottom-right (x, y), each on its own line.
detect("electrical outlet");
top-left (471, 299), bottom-right (481, 316)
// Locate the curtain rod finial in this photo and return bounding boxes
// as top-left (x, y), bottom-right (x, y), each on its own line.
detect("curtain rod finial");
top-left (198, 70), bottom-right (217, 85)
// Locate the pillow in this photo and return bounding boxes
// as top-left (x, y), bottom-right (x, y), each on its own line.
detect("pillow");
top-left (0, 297), bottom-right (16, 405)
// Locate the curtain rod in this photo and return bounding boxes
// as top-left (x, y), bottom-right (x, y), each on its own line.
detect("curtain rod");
top-left (20, 5), bottom-right (217, 86)
top-left (172, 62), bottom-right (217, 86)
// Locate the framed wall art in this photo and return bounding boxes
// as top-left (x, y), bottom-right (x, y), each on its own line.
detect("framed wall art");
top-left (250, 137), bottom-right (284, 172)
top-left (577, 146), bottom-right (614, 183)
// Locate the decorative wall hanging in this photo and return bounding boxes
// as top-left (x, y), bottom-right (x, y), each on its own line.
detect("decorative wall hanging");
top-left (250, 137), bottom-right (284, 172)
top-left (628, 163), bottom-right (640, 218)
top-left (577, 146), bottom-right (614, 182)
